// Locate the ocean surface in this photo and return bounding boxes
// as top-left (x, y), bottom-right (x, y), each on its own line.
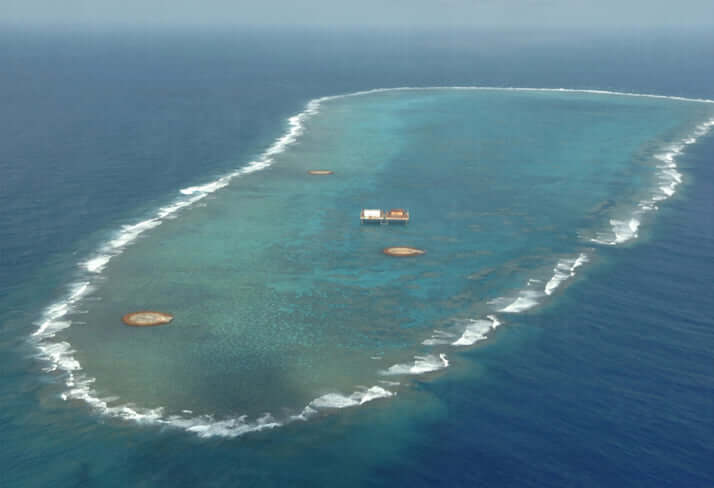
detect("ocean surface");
top-left (1, 28), bottom-right (713, 487)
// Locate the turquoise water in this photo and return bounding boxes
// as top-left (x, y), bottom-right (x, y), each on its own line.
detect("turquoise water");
top-left (35, 88), bottom-right (714, 435)
top-left (4, 29), bottom-right (714, 486)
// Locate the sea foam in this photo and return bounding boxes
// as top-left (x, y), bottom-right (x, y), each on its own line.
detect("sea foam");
top-left (496, 290), bottom-right (544, 313)
top-left (380, 354), bottom-right (449, 376)
top-left (544, 253), bottom-right (589, 296)
top-left (309, 386), bottom-right (394, 409)
top-left (422, 329), bottom-right (458, 346)
top-left (452, 315), bottom-right (502, 346)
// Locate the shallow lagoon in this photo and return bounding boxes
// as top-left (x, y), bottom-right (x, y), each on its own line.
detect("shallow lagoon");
top-left (41, 88), bottom-right (714, 434)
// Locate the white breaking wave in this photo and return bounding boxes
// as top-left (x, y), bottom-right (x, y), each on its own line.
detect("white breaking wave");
top-left (84, 255), bottom-right (111, 274)
top-left (318, 86), bottom-right (714, 106)
top-left (490, 253), bottom-right (590, 316)
top-left (380, 354), bottom-right (449, 376)
top-left (33, 281), bottom-right (92, 338)
top-left (612, 218), bottom-right (641, 244)
top-left (422, 329), bottom-right (458, 346)
top-left (31, 87), bottom-right (714, 438)
top-left (309, 386), bottom-right (394, 409)
top-left (496, 290), bottom-right (544, 313)
top-left (591, 218), bottom-right (640, 245)
top-left (168, 413), bottom-right (284, 438)
top-left (544, 253), bottom-right (589, 296)
top-left (452, 315), bottom-right (502, 346)
top-left (480, 253), bottom-right (591, 325)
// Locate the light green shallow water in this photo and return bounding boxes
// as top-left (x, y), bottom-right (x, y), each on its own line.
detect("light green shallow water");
top-left (59, 89), bottom-right (713, 421)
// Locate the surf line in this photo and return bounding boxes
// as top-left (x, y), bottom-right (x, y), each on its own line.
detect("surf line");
top-left (30, 86), bottom-right (714, 438)
top-left (589, 116), bottom-right (714, 246)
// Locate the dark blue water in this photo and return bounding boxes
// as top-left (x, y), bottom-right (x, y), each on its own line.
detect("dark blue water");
top-left (1, 27), bottom-right (713, 487)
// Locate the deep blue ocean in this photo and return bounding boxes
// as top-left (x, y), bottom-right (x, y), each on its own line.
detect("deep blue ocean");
top-left (1, 27), bottom-right (713, 487)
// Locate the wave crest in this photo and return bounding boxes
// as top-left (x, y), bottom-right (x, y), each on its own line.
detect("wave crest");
top-left (452, 315), bottom-right (502, 346)
top-left (380, 354), bottom-right (449, 376)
